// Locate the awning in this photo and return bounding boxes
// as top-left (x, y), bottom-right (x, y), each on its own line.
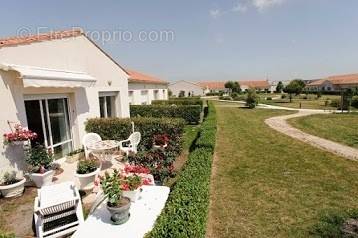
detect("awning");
top-left (0, 64), bottom-right (96, 88)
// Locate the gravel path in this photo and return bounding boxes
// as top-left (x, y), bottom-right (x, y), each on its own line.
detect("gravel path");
top-left (265, 110), bottom-right (358, 161)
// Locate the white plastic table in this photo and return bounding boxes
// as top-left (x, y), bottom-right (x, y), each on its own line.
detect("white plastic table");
top-left (72, 185), bottom-right (170, 238)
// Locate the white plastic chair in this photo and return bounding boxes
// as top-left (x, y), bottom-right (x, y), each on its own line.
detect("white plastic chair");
top-left (82, 133), bottom-right (102, 159)
top-left (119, 132), bottom-right (141, 155)
top-left (33, 182), bottom-right (84, 238)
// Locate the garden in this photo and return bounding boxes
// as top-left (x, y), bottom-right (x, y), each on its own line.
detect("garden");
top-left (0, 97), bottom-right (216, 238)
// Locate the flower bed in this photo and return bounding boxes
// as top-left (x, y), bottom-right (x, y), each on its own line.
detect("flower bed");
top-left (85, 117), bottom-right (185, 156)
top-left (130, 105), bottom-right (201, 124)
top-left (147, 102), bottom-right (217, 238)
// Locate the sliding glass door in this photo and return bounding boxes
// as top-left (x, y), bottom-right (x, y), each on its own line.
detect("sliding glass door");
top-left (25, 97), bottom-right (73, 159)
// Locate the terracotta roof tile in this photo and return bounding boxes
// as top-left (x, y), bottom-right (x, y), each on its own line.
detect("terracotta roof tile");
top-left (198, 80), bottom-right (270, 90)
top-left (307, 73), bottom-right (358, 86)
top-left (0, 29), bottom-right (83, 48)
top-left (127, 69), bottom-right (167, 84)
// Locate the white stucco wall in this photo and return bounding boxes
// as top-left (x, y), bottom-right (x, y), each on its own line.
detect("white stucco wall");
top-left (0, 35), bottom-right (130, 173)
top-left (169, 80), bottom-right (204, 97)
top-left (128, 83), bottom-right (168, 105)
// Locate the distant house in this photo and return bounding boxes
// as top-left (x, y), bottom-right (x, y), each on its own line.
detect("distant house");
top-left (128, 70), bottom-right (168, 105)
top-left (269, 80), bottom-right (291, 93)
top-left (168, 80), bottom-right (205, 97)
top-left (0, 29), bottom-right (130, 172)
top-left (306, 74), bottom-right (358, 92)
top-left (198, 80), bottom-right (270, 94)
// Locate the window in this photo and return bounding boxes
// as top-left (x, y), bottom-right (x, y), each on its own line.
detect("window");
top-left (99, 92), bottom-right (117, 118)
top-left (128, 91), bottom-right (134, 105)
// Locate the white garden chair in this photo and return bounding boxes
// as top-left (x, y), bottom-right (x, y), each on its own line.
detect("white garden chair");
top-left (33, 182), bottom-right (84, 238)
top-left (119, 132), bottom-right (141, 155)
top-left (82, 133), bottom-right (102, 159)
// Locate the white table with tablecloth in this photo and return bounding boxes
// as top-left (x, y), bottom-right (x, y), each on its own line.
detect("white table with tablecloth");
top-left (72, 185), bottom-right (170, 238)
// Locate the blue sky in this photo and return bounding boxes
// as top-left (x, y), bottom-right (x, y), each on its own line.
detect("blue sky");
top-left (1, 0), bottom-right (358, 82)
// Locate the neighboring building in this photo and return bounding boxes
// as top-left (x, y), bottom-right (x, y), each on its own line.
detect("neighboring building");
top-left (127, 70), bottom-right (168, 105)
top-left (306, 74), bottom-right (358, 92)
top-left (0, 29), bottom-right (130, 172)
top-left (198, 81), bottom-right (228, 94)
top-left (198, 80), bottom-right (270, 94)
top-left (269, 80), bottom-right (291, 93)
top-left (169, 80), bottom-right (205, 97)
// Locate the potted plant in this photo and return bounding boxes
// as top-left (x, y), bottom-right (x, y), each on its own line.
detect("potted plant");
top-left (75, 158), bottom-right (100, 191)
top-left (101, 170), bottom-right (131, 225)
top-left (0, 171), bottom-right (26, 198)
top-left (66, 149), bottom-right (85, 163)
top-left (153, 134), bottom-right (169, 149)
top-left (3, 124), bottom-right (37, 146)
top-left (25, 145), bottom-right (54, 188)
top-left (121, 174), bottom-right (148, 202)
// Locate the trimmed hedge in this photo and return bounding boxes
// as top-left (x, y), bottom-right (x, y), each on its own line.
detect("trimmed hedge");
top-left (147, 102), bottom-right (217, 238)
top-left (152, 99), bottom-right (203, 107)
top-left (130, 105), bottom-right (201, 124)
top-left (85, 117), bottom-right (185, 156)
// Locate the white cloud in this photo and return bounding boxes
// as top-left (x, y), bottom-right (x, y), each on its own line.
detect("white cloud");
top-left (209, 9), bottom-right (222, 18)
top-left (251, 0), bottom-right (285, 11)
top-left (231, 3), bottom-right (248, 13)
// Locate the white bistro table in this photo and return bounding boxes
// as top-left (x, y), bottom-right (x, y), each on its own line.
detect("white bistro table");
top-left (72, 185), bottom-right (170, 238)
top-left (87, 140), bottom-right (121, 162)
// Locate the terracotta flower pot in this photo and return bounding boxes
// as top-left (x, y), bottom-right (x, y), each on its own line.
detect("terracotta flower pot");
top-left (0, 178), bottom-right (26, 198)
top-left (106, 197), bottom-right (131, 225)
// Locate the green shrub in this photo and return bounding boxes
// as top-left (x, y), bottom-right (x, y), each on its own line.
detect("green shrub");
top-left (233, 95), bottom-right (247, 101)
top-left (352, 96), bottom-right (358, 108)
top-left (0, 231), bottom-right (15, 238)
top-left (76, 158), bottom-right (99, 174)
top-left (310, 209), bottom-right (358, 237)
top-left (148, 103), bottom-right (217, 238)
top-left (281, 94), bottom-right (287, 99)
top-left (25, 145), bottom-right (53, 172)
top-left (246, 89), bottom-right (259, 109)
top-left (152, 99), bottom-right (203, 108)
top-left (206, 92), bottom-right (223, 96)
top-left (85, 117), bottom-right (185, 156)
top-left (266, 97), bottom-right (272, 100)
top-left (130, 105), bottom-right (201, 124)
top-left (219, 96), bottom-right (232, 100)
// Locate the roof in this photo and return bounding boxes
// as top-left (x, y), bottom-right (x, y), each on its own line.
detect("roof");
top-left (0, 29), bottom-right (83, 48)
top-left (198, 80), bottom-right (270, 90)
top-left (0, 28), bottom-right (130, 77)
top-left (127, 69), bottom-right (167, 84)
top-left (307, 73), bottom-right (358, 86)
top-left (169, 80), bottom-right (204, 88)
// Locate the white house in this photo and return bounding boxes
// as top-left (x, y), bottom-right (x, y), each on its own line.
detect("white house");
top-left (168, 80), bottom-right (205, 97)
top-left (306, 74), bottom-right (358, 92)
top-left (0, 29), bottom-right (130, 172)
top-left (127, 70), bottom-right (168, 105)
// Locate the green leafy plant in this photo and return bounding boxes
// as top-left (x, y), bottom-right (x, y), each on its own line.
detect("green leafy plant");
top-left (25, 145), bottom-right (53, 173)
top-left (147, 102), bottom-right (217, 238)
top-left (130, 105), bottom-right (201, 124)
top-left (120, 174), bottom-right (143, 191)
top-left (101, 169), bottom-right (123, 207)
top-left (1, 171), bottom-right (21, 185)
top-left (76, 158), bottom-right (99, 174)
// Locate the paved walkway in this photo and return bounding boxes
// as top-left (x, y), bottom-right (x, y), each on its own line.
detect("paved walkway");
top-left (264, 110), bottom-right (358, 161)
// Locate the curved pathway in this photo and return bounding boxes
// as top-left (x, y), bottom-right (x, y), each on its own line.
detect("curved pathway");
top-left (264, 110), bottom-right (358, 161)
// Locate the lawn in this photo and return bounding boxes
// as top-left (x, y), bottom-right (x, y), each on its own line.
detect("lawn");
top-left (288, 113), bottom-right (358, 149)
top-left (260, 95), bottom-right (340, 110)
top-left (207, 103), bottom-right (358, 237)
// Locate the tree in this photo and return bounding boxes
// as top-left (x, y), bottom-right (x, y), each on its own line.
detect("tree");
top-left (232, 82), bottom-right (241, 93)
top-left (246, 89), bottom-right (259, 109)
top-left (224, 81), bottom-right (235, 94)
top-left (276, 81), bottom-right (284, 93)
top-left (178, 90), bottom-right (185, 97)
top-left (283, 79), bottom-right (305, 102)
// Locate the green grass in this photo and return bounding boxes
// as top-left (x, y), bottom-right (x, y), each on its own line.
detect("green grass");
top-left (288, 113), bottom-right (358, 149)
top-left (208, 103), bottom-right (358, 237)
